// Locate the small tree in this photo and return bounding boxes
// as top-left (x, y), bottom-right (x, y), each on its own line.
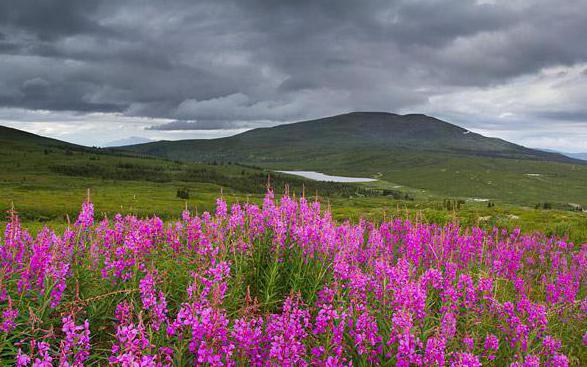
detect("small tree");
top-left (176, 188), bottom-right (190, 200)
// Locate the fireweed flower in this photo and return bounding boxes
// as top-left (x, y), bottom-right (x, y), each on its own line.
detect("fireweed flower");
top-left (139, 272), bottom-right (169, 331)
top-left (170, 261), bottom-right (235, 366)
top-left (216, 198), bottom-right (228, 219)
top-left (462, 336), bottom-right (474, 352)
top-left (110, 322), bottom-right (153, 365)
top-left (312, 305), bottom-right (349, 364)
top-left (115, 301), bottom-right (134, 326)
top-left (483, 333), bottom-right (499, 360)
top-left (266, 295), bottom-right (311, 366)
top-left (232, 317), bottom-right (268, 366)
top-left (548, 353), bottom-right (569, 367)
top-left (424, 336), bottom-right (446, 366)
top-left (182, 209), bottom-right (191, 222)
top-left (59, 316), bottom-right (91, 367)
top-left (450, 352), bottom-right (481, 367)
top-left (0, 297), bottom-right (18, 332)
top-left (16, 348), bottom-right (31, 367)
top-left (16, 340), bottom-right (53, 367)
top-left (510, 354), bottom-right (541, 367)
top-left (75, 200), bottom-right (94, 230)
top-left (440, 311), bottom-right (457, 340)
top-left (0, 193), bottom-right (586, 365)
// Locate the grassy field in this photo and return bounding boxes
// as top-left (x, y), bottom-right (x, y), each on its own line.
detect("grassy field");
top-left (0, 129), bottom-right (376, 221)
top-left (1, 125), bottom-right (586, 365)
top-left (1, 124), bottom-right (587, 243)
top-left (122, 112), bottom-right (587, 208)
top-left (234, 149), bottom-right (587, 209)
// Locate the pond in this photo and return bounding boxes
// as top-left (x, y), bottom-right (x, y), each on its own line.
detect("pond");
top-left (276, 170), bottom-right (377, 183)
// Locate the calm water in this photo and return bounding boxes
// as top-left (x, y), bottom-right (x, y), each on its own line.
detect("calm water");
top-left (276, 170), bottom-right (377, 183)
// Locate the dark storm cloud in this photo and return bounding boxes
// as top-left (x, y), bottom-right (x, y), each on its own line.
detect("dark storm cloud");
top-left (1, 0), bottom-right (587, 135)
top-left (0, 0), bottom-right (107, 40)
top-left (534, 111), bottom-right (587, 123)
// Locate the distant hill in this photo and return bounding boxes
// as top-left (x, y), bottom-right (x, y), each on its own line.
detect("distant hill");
top-left (0, 125), bottom-right (81, 150)
top-left (120, 112), bottom-right (587, 205)
top-left (103, 136), bottom-right (153, 147)
top-left (536, 148), bottom-right (587, 162)
top-left (3, 116), bottom-right (587, 206)
top-left (122, 112), bottom-right (577, 164)
top-left (562, 152), bottom-right (587, 161)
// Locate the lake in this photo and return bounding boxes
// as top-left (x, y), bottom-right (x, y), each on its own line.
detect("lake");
top-left (276, 170), bottom-right (377, 183)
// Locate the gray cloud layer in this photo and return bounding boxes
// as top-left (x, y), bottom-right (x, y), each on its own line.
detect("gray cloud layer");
top-left (1, 0), bottom-right (587, 150)
top-left (147, 118), bottom-right (277, 131)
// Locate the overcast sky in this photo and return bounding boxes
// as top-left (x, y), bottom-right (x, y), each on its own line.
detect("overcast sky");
top-left (1, 0), bottom-right (586, 151)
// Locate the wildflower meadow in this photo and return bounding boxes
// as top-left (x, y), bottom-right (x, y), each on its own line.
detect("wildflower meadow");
top-left (0, 191), bottom-right (585, 366)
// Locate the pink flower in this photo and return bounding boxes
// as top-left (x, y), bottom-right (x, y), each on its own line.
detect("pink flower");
top-left (483, 333), bottom-right (499, 360)
top-left (59, 316), bottom-right (91, 367)
top-left (75, 200), bottom-right (94, 229)
top-left (424, 336), bottom-right (446, 366)
top-left (450, 352), bottom-right (481, 367)
top-left (1, 299), bottom-right (18, 332)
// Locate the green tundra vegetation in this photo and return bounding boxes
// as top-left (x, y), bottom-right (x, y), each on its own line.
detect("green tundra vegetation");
top-left (122, 112), bottom-right (587, 207)
top-left (1, 122), bottom-right (587, 242)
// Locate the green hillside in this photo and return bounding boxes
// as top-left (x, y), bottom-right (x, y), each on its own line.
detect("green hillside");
top-left (0, 125), bottom-right (82, 149)
top-left (122, 112), bottom-right (575, 162)
top-left (1, 123), bottom-right (587, 241)
top-left (0, 125), bottom-right (390, 222)
top-left (121, 112), bottom-right (587, 206)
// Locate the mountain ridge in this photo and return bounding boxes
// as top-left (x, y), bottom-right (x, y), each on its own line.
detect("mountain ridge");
top-left (538, 148), bottom-right (587, 161)
top-left (0, 125), bottom-right (82, 149)
top-left (3, 116), bottom-right (587, 206)
top-left (119, 112), bottom-right (579, 165)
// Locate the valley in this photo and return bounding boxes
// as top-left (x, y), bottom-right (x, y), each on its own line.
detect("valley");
top-left (2, 116), bottom-right (587, 242)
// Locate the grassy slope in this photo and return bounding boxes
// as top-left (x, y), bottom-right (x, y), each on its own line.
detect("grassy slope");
top-left (0, 125), bottom-right (389, 221)
top-left (124, 112), bottom-right (572, 160)
top-left (122, 112), bottom-right (587, 207)
top-left (2, 124), bottom-right (587, 242)
top-left (0, 126), bottom-right (227, 219)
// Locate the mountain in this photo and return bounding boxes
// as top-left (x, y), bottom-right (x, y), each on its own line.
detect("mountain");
top-left (122, 112), bottom-right (576, 164)
top-left (538, 148), bottom-right (587, 161)
top-left (103, 136), bottom-right (153, 147)
top-left (3, 116), bottom-right (586, 206)
top-left (562, 152), bottom-right (587, 161)
top-left (0, 125), bottom-right (81, 149)
top-left (120, 112), bottom-right (587, 205)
